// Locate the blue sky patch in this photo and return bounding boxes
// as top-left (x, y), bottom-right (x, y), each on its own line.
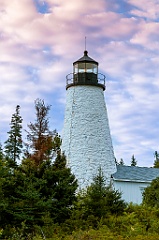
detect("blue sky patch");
top-left (33, 0), bottom-right (50, 14)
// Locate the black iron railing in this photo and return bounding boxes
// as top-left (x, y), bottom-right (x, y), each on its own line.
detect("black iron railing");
top-left (66, 73), bottom-right (106, 90)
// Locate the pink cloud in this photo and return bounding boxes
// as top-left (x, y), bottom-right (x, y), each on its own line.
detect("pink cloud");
top-left (128, 0), bottom-right (159, 20)
top-left (0, 0), bottom-right (110, 56)
top-left (130, 22), bottom-right (159, 50)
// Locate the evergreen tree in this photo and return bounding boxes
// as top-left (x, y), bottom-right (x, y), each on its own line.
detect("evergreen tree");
top-left (115, 157), bottom-right (118, 165)
top-left (142, 177), bottom-right (159, 207)
top-left (0, 149), bottom-right (77, 231)
top-left (26, 99), bottom-right (56, 165)
top-left (131, 154), bottom-right (137, 166)
top-left (119, 158), bottom-right (124, 165)
top-left (74, 168), bottom-right (126, 224)
top-left (0, 99), bottom-right (78, 236)
top-left (45, 152), bottom-right (78, 223)
top-left (153, 151), bottom-right (159, 168)
top-left (85, 168), bottom-right (109, 218)
top-left (0, 143), bottom-right (3, 160)
top-left (4, 105), bottom-right (23, 167)
top-left (0, 155), bottom-right (14, 228)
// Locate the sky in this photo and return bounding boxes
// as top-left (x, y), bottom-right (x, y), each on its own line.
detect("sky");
top-left (1, 0), bottom-right (159, 167)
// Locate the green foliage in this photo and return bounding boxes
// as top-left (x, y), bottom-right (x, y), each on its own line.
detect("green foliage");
top-left (153, 151), bottom-right (159, 168)
top-left (3, 202), bottom-right (159, 239)
top-left (0, 143), bottom-right (3, 160)
top-left (8, 206), bottom-right (159, 240)
top-left (0, 157), bottom-right (11, 228)
top-left (131, 154), bottom-right (137, 166)
top-left (69, 168), bottom-right (126, 229)
top-left (142, 177), bottom-right (159, 207)
top-left (119, 158), bottom-right (124, 165)
top-left (0, 99), bottom-right (78, 239)
top-left (2, 99), bottom-right (159, 239)
top-left (0, 151), bottom-right (77, 233)
top-left (114, 157), bottom-right (118, 165)
top-left (4, 105), bottom-right (23, 167)
top-left (85, 168), bottom-right (126, 217)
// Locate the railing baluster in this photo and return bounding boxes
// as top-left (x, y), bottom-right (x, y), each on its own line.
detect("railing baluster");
top-left (66, 73), bottom-right (105, 90)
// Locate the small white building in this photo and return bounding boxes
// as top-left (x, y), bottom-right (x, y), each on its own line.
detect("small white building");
top-left (112, 165), bottom-right (159, 204)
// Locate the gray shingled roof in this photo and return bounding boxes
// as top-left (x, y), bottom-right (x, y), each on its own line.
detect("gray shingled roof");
top-left (112, 165), bottom-right (159, 183)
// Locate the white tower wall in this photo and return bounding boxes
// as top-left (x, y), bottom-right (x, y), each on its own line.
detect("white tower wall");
top-left (62, 85), bottom-right (117, 189)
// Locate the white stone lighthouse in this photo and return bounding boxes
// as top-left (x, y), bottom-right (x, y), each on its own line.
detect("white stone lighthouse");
top-left (62, 50), bottom-right (116, 189)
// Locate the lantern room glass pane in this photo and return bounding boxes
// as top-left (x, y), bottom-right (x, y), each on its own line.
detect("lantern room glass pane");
top-left (86, 63), bottom-right (92, 72)
top-left (74, 64), bottom-right (78, 73)
top-left (74, 63), bottom-right (85, 73)
top-left (74, 63), bottom-right (98, 73)
top-left (86, 63), bottom-right (98, 74)
top-left (92, 64), bottom-right (98, 74)
top-left (78, 63), bottom-right (85, 72)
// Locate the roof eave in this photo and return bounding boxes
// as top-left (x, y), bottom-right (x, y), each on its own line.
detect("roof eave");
top-left (112, 178), bottom-right (152, 183)
top-left (73, 59), bottom-right (98, 65)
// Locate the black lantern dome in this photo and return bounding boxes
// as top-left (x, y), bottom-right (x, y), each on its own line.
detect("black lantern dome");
top-left (66, 51), bottom-right (105, 90)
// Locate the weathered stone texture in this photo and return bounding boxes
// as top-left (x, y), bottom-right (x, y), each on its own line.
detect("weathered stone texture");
top-left (62, 85), bottom-right (116, 189)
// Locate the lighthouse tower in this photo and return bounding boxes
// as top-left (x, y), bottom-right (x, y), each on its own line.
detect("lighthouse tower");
top-left (62, 50), bottom-right (116, 189)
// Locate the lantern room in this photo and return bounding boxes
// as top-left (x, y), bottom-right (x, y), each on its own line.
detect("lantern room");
top-left (66, 50), bottom-right (105, 90)
top-left (73, 50), bottom-right (98, 74)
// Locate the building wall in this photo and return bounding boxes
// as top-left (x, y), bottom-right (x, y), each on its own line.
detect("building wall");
top-left (113, 181), bottom-right (150, 204)
top-left (62, 85), bottom-right (116, 189)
